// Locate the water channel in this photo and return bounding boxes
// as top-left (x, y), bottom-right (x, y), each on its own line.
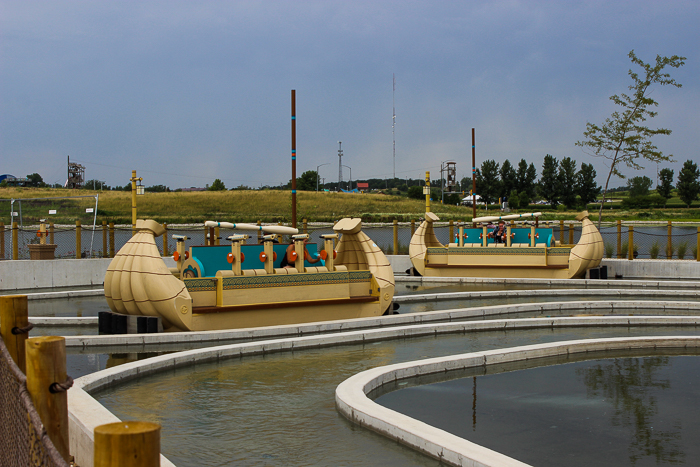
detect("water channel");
top-left (91, 327), bottom-right (700, 466)
top-left (376, 351), bottom-right (700, 466)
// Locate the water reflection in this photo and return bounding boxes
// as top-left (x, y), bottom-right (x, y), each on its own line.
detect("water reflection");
top-left (577, 357), bottom-right (684, 465)
top-left (376, 350), bottom-right (699, 466)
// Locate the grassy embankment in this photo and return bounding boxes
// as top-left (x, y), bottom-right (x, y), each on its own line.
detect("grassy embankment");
top-left (2, 187), bottom-right (699, 225)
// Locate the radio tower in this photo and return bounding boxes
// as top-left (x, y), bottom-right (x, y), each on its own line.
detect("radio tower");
top-left (392, 73), bottom-right (396, 179)
top-left (337, 141), bottom-right (343, 192)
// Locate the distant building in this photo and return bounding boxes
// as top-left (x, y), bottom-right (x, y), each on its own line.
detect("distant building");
top-left (356, 182), bottom-right (369, 193)
top-left (0, 174), bottom-right (30, 186)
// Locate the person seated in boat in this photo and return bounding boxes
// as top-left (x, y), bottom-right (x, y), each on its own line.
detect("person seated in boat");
top-left (491, 220), bottom-right (507, 244)
top-left (280, 237), bottom-right (321, 268)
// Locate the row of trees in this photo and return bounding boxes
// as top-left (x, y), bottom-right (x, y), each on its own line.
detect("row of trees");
top-left (472, 155), bottom-right (600, 209)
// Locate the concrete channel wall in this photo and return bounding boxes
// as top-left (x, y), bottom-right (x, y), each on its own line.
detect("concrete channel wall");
top-left (336, 336), bottom-right (700, 467)
top-left (1, 256), bottom-right (697, 292)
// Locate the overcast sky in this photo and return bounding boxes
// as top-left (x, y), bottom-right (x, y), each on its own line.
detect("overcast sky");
top-left (1, 1), bottom-right (698, 190)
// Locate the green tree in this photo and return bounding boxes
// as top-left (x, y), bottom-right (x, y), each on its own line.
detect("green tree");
top-left (576, 163), bottom-right (600, 206)
top-left (676, 160), bottom-right (700, 207)
top-left (657, 168), bottom-right (674, 199)
top-left (26, 173), bottom-right (45, 187)
top-left (539, 154), bottom-right (560, 207)
top-left (407, 186), bottom-right (423, 200)
top-left (515, 159), bottom-right (537, 198)
top-left (499, 159), bottom-right (516, 199)
top-left (209, 179), bottom-right (226, 191)
top-left (558, 157), bottom-right (578, 208)
top-left (295, 170), bottom-right (318, 191)
top-left (508, 189), bottom-right (520, 210)
top-left (627, 176), bottom-right (653, 197)
top-left (475, 160), bottom-right (500, 205)
top-left (575, 50), bottom-right (685, 227)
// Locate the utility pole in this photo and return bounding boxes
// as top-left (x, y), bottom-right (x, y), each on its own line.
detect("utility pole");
top-left (291, 90), bottom-right (297, 228)
top-left (392, 73), bottom-right (396, 179)
top-left (337, 141), bottom-right (343, 192)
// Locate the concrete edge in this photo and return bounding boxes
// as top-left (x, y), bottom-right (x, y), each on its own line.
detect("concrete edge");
top-left (393, 288), bottom-right (700, 303)
top-left (68, 387), bottom-right (176, 467)
top-left (335, 336), bottom-right (700, 467)
top-left (62, 300), bottom-right (700, 348)
top-left (32, 317), bottom-right (98, 326)
top-left (395, 275), bottom-right (700, 289)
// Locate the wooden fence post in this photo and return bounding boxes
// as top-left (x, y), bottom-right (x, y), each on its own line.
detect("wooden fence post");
top-left (94, 421), bottom-right (161, 467)
top-left (303, 219), bottom-right (308, 235)
top-left (449, 220), bottom-right (454, 244)
top-left (617, 220), bottom-right (622, 259)
top-left (559, 220), bottom-right (564, 245)
top-left (667, 221), bottom-right (673, 259)
top-left (628, 225), bottom-right (634, 261)
top-left (0, 221), bottom-right (4, 259)
top-left (410, 219), bottom-right (416, 238)
top-left (163, 223), bottom-right (168, 257)
top-left (12, 221), bottom-right (18, 260)
top-left (109, 222), bottom-right (115, 258)
top-left (102, 221), bottom-right (108, 258)
top-left (25, 336), bottom-right (71, 461)
top-left (568, 224), bottom-right (574, 245)
top-left (0, 295), bottom-right (29, 373)
top-left (76, 220), bottom-right (82, 259)
top-left (393, 219), bottom-right (398, 255)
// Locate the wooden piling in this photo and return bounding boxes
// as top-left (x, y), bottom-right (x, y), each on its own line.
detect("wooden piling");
top-left (617, 220), bottom-right (622, 259)
top-left (163, 223), bottom-right (168, 257)
top-left (0, 222), bottom-right (4, 259)
top-left (628, 225), bottom-right (634, 261)
top-left (25, 336), bottom-right (70, 461)
top-left (94, 421), bottom-right (161, 467)
top-left (0, 295), bottom-right (29, 373)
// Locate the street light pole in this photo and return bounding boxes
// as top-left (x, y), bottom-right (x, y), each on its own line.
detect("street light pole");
top-left (316, 163), bottom-right (330, 191)
top-left (342, 165), bottom-right (352, 191)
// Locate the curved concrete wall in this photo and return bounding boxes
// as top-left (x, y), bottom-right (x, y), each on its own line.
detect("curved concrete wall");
top-left (335, 336), bottom-right (700, 467)
top-left (67, 314), bottom-right (700, 466)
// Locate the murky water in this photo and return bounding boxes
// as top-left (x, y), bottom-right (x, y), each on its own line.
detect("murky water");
top-left (93, 326), bottom-right (700, 467)
top-left (377, 352), bottom-right (700, 466)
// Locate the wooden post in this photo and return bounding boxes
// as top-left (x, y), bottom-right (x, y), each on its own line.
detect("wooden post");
top-left (617, 220), bottom-right (622, 259)
top-left (628, 225), bottom-right (634, 261)
top-left (449, 220), bottom-right (454, 244)
top-left (109, 222), bottom-right (115, 258)
top-left (214, 226), bottom-right (220, 246)
top-left (50, 222), bottom-right (55, 245)
top-left (94, 421), bottom-right (161, 467)
top-left (257, 220), bottom-right (262, 244)
top-left (393, 219), bottom-right (398, 255)
top-left (303, 219), bottom-right (308, 235)
top-left (559, 220), bottom-right (564, 245)
top-left (76, 220), bottom-right (82, 259)
top-left (411, 219), bottom-right (416, 237)
top-left (0, 222), bottom-right (4, 259)
top-left (667, 221), bottom-right (673, 258)
top-left (102, 221), bottom-right (108, 258)
top-left (0, 295), bottom-right (29, 373)
top-left (163, 223), bottom-right (168, 257)
top-left (25, 336), bottom-right (70, 461)
top-left (568, 224), bottom-right (574, 245)
top-left (12, 221), bottom-right (18, 260)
